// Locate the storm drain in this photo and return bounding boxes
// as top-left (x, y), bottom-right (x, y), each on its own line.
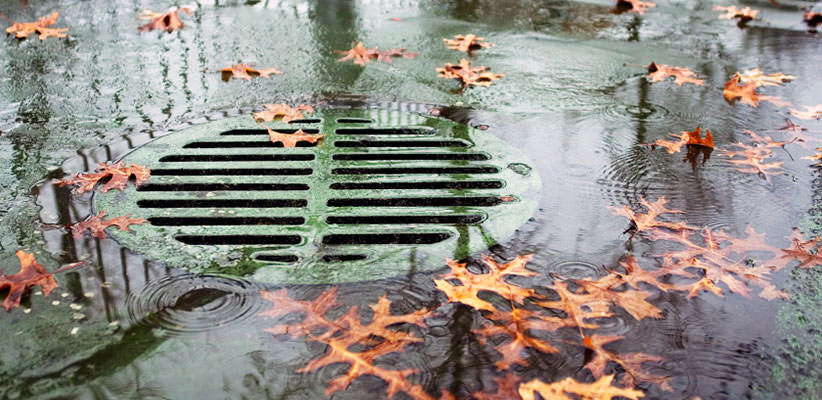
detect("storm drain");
top-left (93, 107), bottom-right (540, 284)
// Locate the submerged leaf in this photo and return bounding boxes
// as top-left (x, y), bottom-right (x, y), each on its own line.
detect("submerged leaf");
top-left (0, 251), bottom-right (58, 311)
top-left (518, 375), bottom-right (645, 400)
top-left (647, 62), bottom-right (704, 86)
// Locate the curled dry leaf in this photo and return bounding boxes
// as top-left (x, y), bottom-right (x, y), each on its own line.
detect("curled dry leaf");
top-left (713, 5), bottom-right (759, 22)
top-left (220, 63), bottom-right (283, 81)
top-left (789, 104), bottom-right (822, 120)
top-left (56, 162), bottom-right (151, 194)
top-left (267, 128), bottom-right (324, 147)
top-left (436, 59), bottom-right (504, 90)
top-left (518, 375), bottom-right (645, 400)
top-left (723, 74), bottom-right (790, 108)
top-left (253, 103), bottom-right (314, 123)
top-left (443, 34), bottom-right (495, 52)
top-left (647, 62), bottom-right (704, 86)
top-left (70, 211), bottom-right (146, 239)
top-left (645, 126), bottom-right (714, 154)
top-left (260, 288), bottom-right (434, 400)
top-left (615, 0), bottom-right (656, 14)
top-left (139, 6), bottom-right (193, 32)
top-left (6, 12), bottom-right (68, 40)
top-left (1, 250), bottom-right (58, 311)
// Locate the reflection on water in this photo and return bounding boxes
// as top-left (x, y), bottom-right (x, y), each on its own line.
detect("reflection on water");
top-left (2, 0), bottom-right (822, 398)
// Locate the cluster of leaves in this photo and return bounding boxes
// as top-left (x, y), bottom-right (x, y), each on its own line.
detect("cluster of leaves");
top-left (251, 103), bottom-right (325, 147)
top-left (5, 12), bottom-right (67, 40)
top-left (437, 34), bottom-right (503, 91)
top-left (56, 161), bottom-right (150, 194)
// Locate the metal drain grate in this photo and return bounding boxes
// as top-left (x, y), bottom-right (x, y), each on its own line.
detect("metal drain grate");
top-left (93, 107), bottom-right (540, 284)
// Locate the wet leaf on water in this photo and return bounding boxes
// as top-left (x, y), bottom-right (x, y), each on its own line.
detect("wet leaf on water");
top-left (582, 335), bottom-right (672, 391)
top-left (723, 73), bottom-right (791, 108)
top-left (644, 125), bottom-right (714, 154)
top-left (475, 307), bottom-right (569, 370)
top-left (780, 228), bottom-right (822, 269)
top-left (220, 63), bottom-right (283, 81)
top-left (70, 211), bottom-right (146, 239)
top-left (738, 68), bottom-right (796, 87)
top-left (609, 197), bottom-right (693, 236)
top-left (374, 47), bottom-right (419, 63)
top-left (434, 254), bottom-right (537, 312)
top-left (615, 0), bottom-right (656, 14)
top-left (253, 103), bottom-right (314, 123)
top-left (518, 374), bottom-right (645, 400)
top-left (647, 62), bottom-right (704, 86)
top-left (789, 104), bottom-right (822, 120)
top-left (138, 6), bottom-right (193, 32)
top-left (335, 42), bottom-right (417, 65)
top-left (722, 141), bottom-right (783, 177)
top-left (5, 12), bottom-right (68, 40)
top-left (0, 250), bottom-right (58, 311)
top-left (713, 5), bottom-right (759, 23)
top-left (56, 162), bottom-right (151, 194)
top-left (260, 288), bottom-right (435, 400)
top-left (443, 34), bottom-right (495, 52)
top-left (804, 11), bottom-right (822, 29)
top-left (266, 128), bottom-right (324, 147)
top-left (436, 59), bottom-right (505, 90)
top-left (471, 375), bottom-right (521, 400)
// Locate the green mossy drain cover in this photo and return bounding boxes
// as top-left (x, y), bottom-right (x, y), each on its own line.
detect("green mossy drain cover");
top-left (94, 107), bottom-right (541, 284)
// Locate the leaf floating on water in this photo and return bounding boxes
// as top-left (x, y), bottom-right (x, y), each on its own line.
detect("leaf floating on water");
top-left (436, 59), bottom-right (504, 90)
top-left (335, 41), bottom-right (417, 65)
top-left (70, 211), bottom-right (146, 239)
top-left (582, 335), bottom-right (672, 391)
top-left (738, 68), bottom-right (795, 87)
top-left (434, 254), bottom-right (537, 312)
top-left (789, 104), bottom-right (822, 120)
top-left (647, 62), bottom-right (704, 86)
top-left (713, 5), bottom-right (759, 24)
top-left (220, 63), bottom-right (283, 81)
top-left (5, 12), bottom-right (68, 40)
top-left (266, 128), bottom-right (324, 147)
top-left (138, 6), bottom-right (193, 32)
top-left (56, 162), bottom-right (151, 194)
top-left (0, 251), bottom-right (59, 311)
top-left (644, 126), bottom-right (714, 154)
top-left (615, 0), bottom-right (656, 14)
top-left (780, 228), bottom-right (822, 269)
top-left (253, 103), bottom-right (314, 123)
top-left (518, 375), bottom-right (645, 400)
top-left (443, 34), bottom-right (495, 52)
top-left (723, 74), bottom-right (791, 108)
top-left (609, 197), bottom-right (693, 236)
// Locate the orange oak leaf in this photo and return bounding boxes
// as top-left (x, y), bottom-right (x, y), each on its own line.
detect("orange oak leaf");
top-left (475, 307), bottom-right (570, 370)
top-left (789, 104), bottom-right (822, 120)
top-left (260, 289), bottom-right (434, 400)
top-left (713, 5), bottom-right (759, 23)
top-left (70, 211), bottom-right (146, 239)
top-left (722, 142), bottom-right (783, 177)
top-left (375, 47), bottom-right (418, 63)
top-left (518, 375), bottom-right (645, 400)
top-left (472, 375), bottom-right (521, 400)
top-left (56, 162), bottom-right (151, 194)
top-left (335, 42), bottom-right (379, 66)
top-left (6, 12), bottom-right (68, 40)
top-left (266, 128), bottom-right (324, 147)
top-left (138, 7), bottom-right (192, 32)
top-left (609, 197), bottom-right (693, 235)
top-left (443, 34), bottom-right (495, 52)
top-left (738, 68), bottom-right (795, 87)
top-left (647, 62), bottom-right (704, 86)
top-left (780, 228), bottom-right (822, 269)
top-left (645, 126), bottom-right (714, 154)
top-left (771, 118), bottom-right (818, 149)
top-left (1, 250), bottom-right (58, 311)
top-left (220, 63), bottom-right (283, 81)
top-left (436, 59), bottom-right (505, 90)
top-left (253, 103), bottom-right (314, 123)
top-left (723, 74), bottom-right (790, 108)
top-left (615, 0), bottom-right (657, 14)
top-left (582, 335), bottom-right (671, 391)
top-left (434, 255), bottom-right (537, 312)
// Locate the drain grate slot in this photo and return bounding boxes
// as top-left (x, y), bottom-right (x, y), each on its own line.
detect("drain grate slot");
top-left (184, 141), bottom-right (319, 148)
top-left (220, 129), bottom-right (319, 135)
top-left (323, 254), bottom-right (368, 262)
top-left (138, 183), bottom-right (309, 191)
top-left (330, 181), bottom-right (502, 190)
top-left (327, 215), bottom-right (484, 224)
top-left (148, 217), bottom-right (305, 226)
top-left (336, 118), bottom-right (373, 124)
top-left (327, 197), bottom-right (502, 207)
top-left (255, 254), bottom-right (299, 262)
top-left (335, 128), bottom-right (434, 136)
top-left (288, 119), bottom-right (321, 124)
top-left (176, 235), bottom-right (302, 245)
top-left (138, 199), bottom-right (307, 208)
top-left (160, 154), bottom-right (314, 162)
top-left (332, 167), bottom-right (498, 175)
top-left (151, 168), bottom-right (312, 176)
top-left (334, 140), bottom-right (468, 148)
top-left (332, 153), bottom-right (488, 161)
top-left (322, 233), bottom-right (451, 245)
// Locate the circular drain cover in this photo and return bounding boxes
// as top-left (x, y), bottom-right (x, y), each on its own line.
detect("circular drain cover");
top-left (94, 107), bottom-right (541, 283)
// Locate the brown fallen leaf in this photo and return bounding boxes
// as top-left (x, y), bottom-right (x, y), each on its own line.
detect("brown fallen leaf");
top-left (713, 5), bottom-right (759, 23)
top-left (518, 375), bottom-right (645, 400)
top-left (780, 228), bottom-right (822, 269)
top-left (582, 335), bottom-right (671, 391)
top-left (645, 126), bottom-right (714, 154)
top-left (374, 47), bottom-right (418, 63)
top-left (443, 34), bottom-right (495, 52)
top-left (647, 62), bottom-right (704, 86)
top-left (253, 103), bottom-right (314, 123)
top-left (56, 162), bottom-right (151, 194)
top-left (722, 142), bottom-right (783, 177)
top-left (6, 12), bottom-right (68, 40)
top-left (471, 375), bottom-right (521, 400)
top-left (220, 63), bottom-right (283, 81)
top-left (789, 104), bottom-right (822, 120)
top-left (723, 74), bottom-right (790, 108)
top-left (615, 0), bottom-right (656, 14)
top-left (138, 6), bottom-right (192, 32)
top-left (609, 197), bottom-right (694, 235)
top-left (70, 211), bottom-right (146, 239)
top-left (738, 68), bottom-right (795, 87)
top-left (436, 59), bottom-right (504, 90)
top-left (267, 128), bottom-right (324, 147)
top-left (434, 255), bottom-right (536, 312)
top-left (1, 250), bottom-right (58, 311)
top-left (335, 42), bottom-right (378, 66)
